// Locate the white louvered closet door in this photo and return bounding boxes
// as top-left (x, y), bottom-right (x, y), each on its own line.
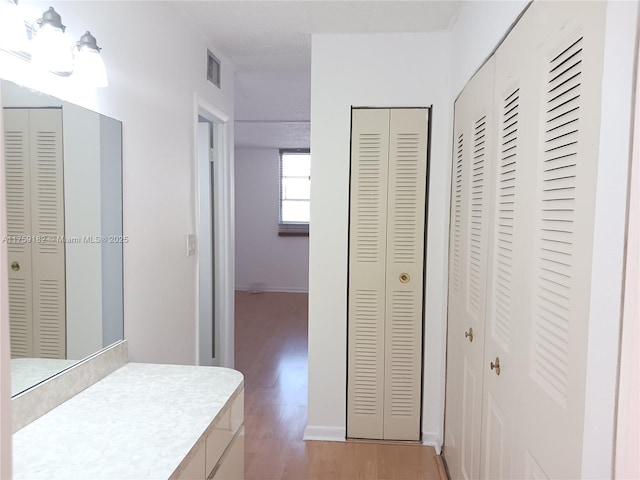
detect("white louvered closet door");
top-left (479, 9), bottom-right (536, 479)
top-left (4, 109), bottom-right (35, 358)
top-left (383, 109), bottom-right (428, 440)
top-left (4, 108), bottom-right (66, 359)
top-left (444, 59), bottom-right (496, 480)
top-left (347, 108), bottom-right (428, 441)
top-left (514, 3), bottom-right (606, 478)
top-left (347, 108), bottom-right (390, 440)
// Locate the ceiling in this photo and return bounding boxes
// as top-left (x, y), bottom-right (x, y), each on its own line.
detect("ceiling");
top-left (176, 1), bottom-right (461, 74)
top-left (174, 1), bottom-right (461, 145)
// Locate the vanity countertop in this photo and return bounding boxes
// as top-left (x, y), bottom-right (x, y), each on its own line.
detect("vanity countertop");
top-left (12, 363), bottom-right (244, 480)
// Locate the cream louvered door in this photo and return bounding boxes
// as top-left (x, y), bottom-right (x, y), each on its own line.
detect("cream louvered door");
top-left (4, 108), bottom-right (66, 359)
top-left (5, 109), bottom-right (35, 357)
top-left (347, 108), bottom-right (390, 439)
top-left (444, 58), bottom-right (495, 480)
top-left (445, 2), bottom-right (607, 479)
top-left (514, 3), bottom-right (606, 478)
top-left (479, 9), bottom-right (536, 479)
top-left (347, 108), bottom-right (428, 441)
top-left (383, 109), bottom-right (428, 440)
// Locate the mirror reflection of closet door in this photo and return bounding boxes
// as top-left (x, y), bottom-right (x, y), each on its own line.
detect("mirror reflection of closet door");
top-left (4, 108), bottom-right (66, 359)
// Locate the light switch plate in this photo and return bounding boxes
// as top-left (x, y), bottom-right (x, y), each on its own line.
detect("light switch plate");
top-left (186, 234), bottom-right (197, 256)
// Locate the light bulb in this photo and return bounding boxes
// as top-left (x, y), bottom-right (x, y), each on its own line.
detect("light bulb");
top-left (73, 45), bottom-right (108, 87)
top-left (72, 31), bottom-right (108, 87)
top-left (31, 8), bottom-right (74, 74)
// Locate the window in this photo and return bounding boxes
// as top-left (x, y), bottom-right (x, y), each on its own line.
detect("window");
top-left (279, 149), bottom-right (310, 236)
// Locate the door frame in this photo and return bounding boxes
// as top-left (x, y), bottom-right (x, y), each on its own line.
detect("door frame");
top-left (193, 94), bottom-right (234, 368)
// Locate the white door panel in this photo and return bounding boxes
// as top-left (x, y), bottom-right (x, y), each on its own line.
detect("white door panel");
top-left (445, 58), bottom-right (496, 480)
top-left (515, 2), bottom-right (606, 478)
top-left (347, 108), bottom-right (390, 439)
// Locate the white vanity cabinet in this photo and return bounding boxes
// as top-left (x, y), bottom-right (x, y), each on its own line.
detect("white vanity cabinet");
top-left (13, 363), bottom-right (245, 480)
top-left (174, 388), bottom-right (244, 480)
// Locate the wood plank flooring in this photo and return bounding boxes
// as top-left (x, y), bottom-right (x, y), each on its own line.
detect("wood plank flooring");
top-left (234, 291), bottom-right (446, 480)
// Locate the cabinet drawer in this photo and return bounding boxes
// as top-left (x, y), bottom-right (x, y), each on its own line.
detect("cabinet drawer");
top-left (206, 389), bottom-right (244, 474)
top-left (212, 426), bottom-right (244, 480)
top-left (206, 408), bottom-right (232, 475)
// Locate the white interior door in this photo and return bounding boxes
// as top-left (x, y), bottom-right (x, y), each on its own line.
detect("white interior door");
top-left (347, 108), bottom-right (390, 439)
top-left (4, 109), bottom-right (34, 358)
top-left (514, 3), bottom-right (606, 478)
top-left (480, 9), bottom-right (536, 479)
top-left (28, 109), bottom-right (65, 359)
top-left (444, 58), bottom-right (496, 480)
top-left (383, 108), bottom-right (428, 441)
top-left (4, 108), bottom-right (65, 359)
top-left (347, 108), bottom-right (428, 441)
top-left (446, 3), bottom-right (608, 479)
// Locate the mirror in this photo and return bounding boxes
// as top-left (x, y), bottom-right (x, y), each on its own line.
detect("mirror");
top-left (2, 79), bottom-right (124, 396)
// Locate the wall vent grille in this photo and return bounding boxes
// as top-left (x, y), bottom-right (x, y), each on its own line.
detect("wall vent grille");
top-left (207, 50), bottom-right (221, 88)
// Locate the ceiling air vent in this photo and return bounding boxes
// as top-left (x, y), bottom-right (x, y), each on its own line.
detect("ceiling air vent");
top-left (207, 49), bottom-right (221, 88)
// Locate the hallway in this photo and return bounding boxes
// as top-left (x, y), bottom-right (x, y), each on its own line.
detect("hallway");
top-left (234, 291), bottom-right (445, 479)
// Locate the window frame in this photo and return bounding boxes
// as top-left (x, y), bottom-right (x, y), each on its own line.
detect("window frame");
top-left (278, 148), bottom-right (310, 237)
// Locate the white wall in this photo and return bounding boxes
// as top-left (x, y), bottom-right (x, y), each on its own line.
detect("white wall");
top-left (235, 147), bottom-right (309, 293)
top-left (583, 1), bottom-right (639, 476)
top-left (306, 32), bottom-right (452, 446)
top-left (0, 0), bottom-right (236, 366)
top-left (306, 1), bottom-right (534, 449)
top-left (449, 0), bottom-right (529, 97)
top-left (615, 24), bottom-right (640, 478)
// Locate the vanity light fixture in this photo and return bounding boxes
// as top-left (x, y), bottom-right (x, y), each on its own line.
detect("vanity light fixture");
top-left (0, 3), bottom-right (109, 87)
top-left (31, 7), bottom-right (74, 75)
top-left (73, 31), bottom-right (108, 87)
top-left (0, 0), bottom-right (29, 53)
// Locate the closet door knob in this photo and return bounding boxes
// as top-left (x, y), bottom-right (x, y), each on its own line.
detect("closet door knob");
top-left (399, 273), bottom-right (410, 283)
top-left (11, 261), bottom-right (20, 272)
top-left (490, 357), bottom-right (501, 376)
top-left (464, 328), bottom-right (473, 342)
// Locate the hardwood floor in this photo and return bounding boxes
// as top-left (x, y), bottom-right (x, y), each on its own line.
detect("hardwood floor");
top-left (234, 291), bottom-right (446, 480)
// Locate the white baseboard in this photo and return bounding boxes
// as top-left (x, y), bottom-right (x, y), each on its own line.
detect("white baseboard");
top-left (422, 432), bottom-right (443, 454)
top-left (235, 286), bottom-right (309, 294)
top-left (303, 426), bottom-right (346, 442)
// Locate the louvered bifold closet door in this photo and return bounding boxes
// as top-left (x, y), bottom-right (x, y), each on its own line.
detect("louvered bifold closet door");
top-left (444, 58), bottom-right (496, 480)
top-left (382, 109), bottom-right (428, 440)
top-left (514, 3), bottom-right (606, 478)
top-left (347, 109), bottom-right (390, 439)
top-left (4, 109), bottom-right (35, 358)
top-left (5, 109), bottom-right (66, 359)
top-left (479, 9), bottom-right (537, 479)
top-left (29, 109), bottom-right (66, 359)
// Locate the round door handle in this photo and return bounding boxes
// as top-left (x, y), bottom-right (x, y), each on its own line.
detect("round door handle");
top-left (490, 357), bottom-right (501, 376)
top-left (399, 273), bottom-right (410, 283)
top-left (11, 261), bottom-right (20, 272)
top-left (464, 328), bottom-right (473, 342)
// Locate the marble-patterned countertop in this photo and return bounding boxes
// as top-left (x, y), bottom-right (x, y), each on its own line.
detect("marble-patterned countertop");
top-left (12, 363), bottom-right (244, 480)
top-left (11, 357), bottom-right (79, 396)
